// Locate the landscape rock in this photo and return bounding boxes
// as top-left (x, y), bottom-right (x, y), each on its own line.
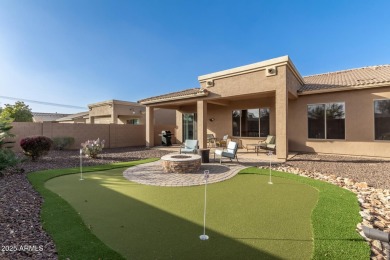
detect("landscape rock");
top-left (265, 153), bottom-right (390, 260)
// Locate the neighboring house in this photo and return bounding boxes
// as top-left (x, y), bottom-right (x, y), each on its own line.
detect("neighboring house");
top-left (56, 99), bottom-right (176, 126)
top-left (32, 112), bottom-right (71, 122)
top-left (56, 111), bottom-right (89, 123)
top-left (88, 100), bottom-right (145, 124)
top-left (139, 56), bottom-right (390, 159)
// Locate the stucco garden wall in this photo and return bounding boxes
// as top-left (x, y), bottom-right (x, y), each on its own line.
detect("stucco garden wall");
top-left (10, 122), bottom-right (176, 152)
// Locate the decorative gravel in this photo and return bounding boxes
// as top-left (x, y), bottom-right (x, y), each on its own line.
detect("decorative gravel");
top-left (286, 153), bottom-right (390, 190)
top-left (1, 149), bottom-right (390, 259)
top-left (0, 147), bottom-right (171, 260)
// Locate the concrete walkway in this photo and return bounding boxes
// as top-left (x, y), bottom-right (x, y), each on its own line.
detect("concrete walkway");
top-left (123, 151), bottom-right (276, 187)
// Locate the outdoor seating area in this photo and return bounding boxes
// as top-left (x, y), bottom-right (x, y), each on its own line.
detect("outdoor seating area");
top-left (207, 134), bottom-right (229, 148)
top-left (246, 135), bottom-right (276, 155)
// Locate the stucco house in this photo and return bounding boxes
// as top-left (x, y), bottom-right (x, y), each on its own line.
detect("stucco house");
top-left (57, 99), bottom-right (176, 125)
top-left (139, 56), bottom-right (390, 160)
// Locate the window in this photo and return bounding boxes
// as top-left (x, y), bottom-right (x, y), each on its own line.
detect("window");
top-left (232, 108), bottom-right (269, 137)
top-left (374, 99), bottom-right (390, 140)
top-left (127, 119), bottom-right (140, 125)
top-left (308, 103), bottom-right (345, 139)
top-left (232, 110), bottom-right (241, 137)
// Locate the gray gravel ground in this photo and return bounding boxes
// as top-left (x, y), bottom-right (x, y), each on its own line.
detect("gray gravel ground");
top-left (1, 148), bottom-right (389, 259)
top-left (286, 153), bottom-right (390, 190)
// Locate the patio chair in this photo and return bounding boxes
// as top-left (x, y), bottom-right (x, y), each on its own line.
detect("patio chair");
top-left (216, 135), bottom-right (229, 148)
top-left (258, 135), bottom-right (276, 151)
top-left (180, 139), bottom-right (198, 154)
top-left (214, 141), bottom-right (239, 164)
top-left (207, 134), bottom-right (217, 147)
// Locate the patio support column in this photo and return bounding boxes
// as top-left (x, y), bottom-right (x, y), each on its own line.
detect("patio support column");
top-left (146, 106), bottom-right (154, 147)
top-left (197, 100), bottom-right (207, 149)
top-left (275, 88), bottom-right (288, 160)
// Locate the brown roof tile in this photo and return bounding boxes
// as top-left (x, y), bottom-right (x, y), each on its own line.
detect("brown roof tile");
top-left (301, 65), bottom-right (390, 92)
top-left (138, 88), bottom-right (207, 104)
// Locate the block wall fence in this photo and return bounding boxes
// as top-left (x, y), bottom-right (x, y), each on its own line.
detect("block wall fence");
top-left (10, 122), bottom-right (177, 152)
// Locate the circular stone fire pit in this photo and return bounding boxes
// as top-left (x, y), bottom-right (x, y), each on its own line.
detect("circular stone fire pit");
top-left (161, 154), bottom-right (201, 173)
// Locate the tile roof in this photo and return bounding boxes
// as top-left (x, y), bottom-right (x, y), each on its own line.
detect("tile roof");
top-left (32, 112), bottom-right (71, 122)
top-left (301, 65), bottom-right (390, 93)
top-left (138, 88), bottom-right (208, 104)
top-left (56, 111), bottom-right (89, 121)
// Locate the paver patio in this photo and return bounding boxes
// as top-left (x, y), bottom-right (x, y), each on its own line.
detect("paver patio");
top-left (123, 147), bottom-right (296, 186)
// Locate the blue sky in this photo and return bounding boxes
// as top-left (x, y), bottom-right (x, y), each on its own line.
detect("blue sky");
top-left (0, 0), bottom-right (389, 113)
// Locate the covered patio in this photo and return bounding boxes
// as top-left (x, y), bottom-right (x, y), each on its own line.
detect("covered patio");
top-left (139, 56), bottom-right (304, 160)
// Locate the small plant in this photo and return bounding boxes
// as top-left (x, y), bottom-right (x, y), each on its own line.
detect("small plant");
top-left (0, 117), bottom-right (15, 149)
top-left (0, 149), bottom-right (20, 175)
top-left (52, 136), bottom-right (75, 150)
top-left (20, 136), bottom-right (53, 161)
top-left (0, 117), bottom-right (20, 175)
top-left (81, 138), bottom-right (105, 158)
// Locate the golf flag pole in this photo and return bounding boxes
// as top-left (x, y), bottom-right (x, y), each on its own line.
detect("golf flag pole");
top-left (200, 170), bottom-right (209, 240)
top-left (267, 151), bottom-right (273, 184)
top-left (80, 149), bottom-right (84, 181)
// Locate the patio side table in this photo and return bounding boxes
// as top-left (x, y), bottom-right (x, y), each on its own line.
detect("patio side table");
top-left (197, 149), bottom-right (210, 163)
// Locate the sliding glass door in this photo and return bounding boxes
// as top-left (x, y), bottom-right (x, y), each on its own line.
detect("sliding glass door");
top-left (182, 113), bottom-right (197, 140)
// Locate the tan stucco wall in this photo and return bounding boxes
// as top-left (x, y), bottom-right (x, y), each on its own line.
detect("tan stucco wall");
top-left (288, 87), bottom-right (390, 158)
top-left (93, 116), bottom-right (112, 124)
top-left (286, 66), bottom-right (302, 98)
top-left (9, 122), bottom-right (174, 152)
top-left (200, 66), bottom-right (286, 99)
top-left (155, 108), bottom-right (176, 125)
top-left (89, 104), bottom-right (112, 117)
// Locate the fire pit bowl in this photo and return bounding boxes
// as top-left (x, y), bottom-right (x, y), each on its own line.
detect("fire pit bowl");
top-left (161, 154), bottom-right (201, 173)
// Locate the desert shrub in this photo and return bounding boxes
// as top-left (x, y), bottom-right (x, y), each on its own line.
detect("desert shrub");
top-left (52, 136), bottom-right (75, 150)
top-left (0, 117), bottom-right (20, 175)
top-left (0, 117), bottom-right (15, 149)
top-left (20, 136), bottom-right (53, 161)
top-left (81, 138), bottom-right (105, 158)
top-left (0, 149), bottom-right (20, 175)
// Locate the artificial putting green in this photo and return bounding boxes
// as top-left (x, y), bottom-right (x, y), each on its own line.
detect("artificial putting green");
top-left (45, 167), bottom-right (319, 259)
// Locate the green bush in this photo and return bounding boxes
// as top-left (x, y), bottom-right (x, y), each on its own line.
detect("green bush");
top-left (0, 117), bottom-right (15, 149)
top-left (0, 117), bottom-right (20, 175)
top-left (0, 149), bottom-right (20, 175)
top-left (20, 136), bottom-right (53, 161)
top-left (52, 136), bottom-right (75, 150)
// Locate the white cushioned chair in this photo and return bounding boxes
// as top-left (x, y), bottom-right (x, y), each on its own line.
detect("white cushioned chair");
top-left (180, 140), bottom-right (198, 154)
top-left (214, 141), bottom-right (239, 164)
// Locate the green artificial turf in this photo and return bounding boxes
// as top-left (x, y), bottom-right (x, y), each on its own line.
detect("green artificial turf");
top-left (240, 168), bottom-right (370, 259)
top-left (28, 159), bottom-right (158, 260)
top-left (29, 162), bottom-right (370, 259)
top-left (45, 167), bottom-right (317, 259)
